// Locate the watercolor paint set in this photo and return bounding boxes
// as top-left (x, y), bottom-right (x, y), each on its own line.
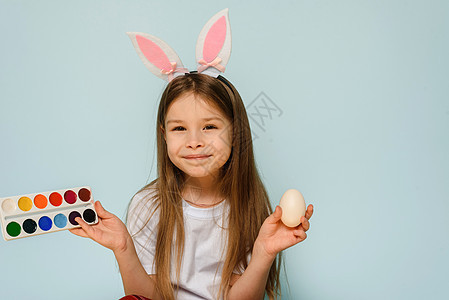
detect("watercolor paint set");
top-left (0, 186), bottom-right (98, 241)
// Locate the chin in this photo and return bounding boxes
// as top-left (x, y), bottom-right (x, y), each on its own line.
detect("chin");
top-left (182, 168), bottom-right (220, 179)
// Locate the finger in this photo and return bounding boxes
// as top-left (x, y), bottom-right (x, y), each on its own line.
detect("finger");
top-left (300, 216), bottom-right (310, 231)
top-left (305, 204), bottom-right (314, 220)
top-left (266, 206), bottom-right (282, 224)
top-left (95, 201), bottom-right (115, 219)
top-left (298, 231), bottom-right (307, 241)
top-left (293, 229), bottom-right (307, 241)
top-left (74, 216), bottom-right (96, 239)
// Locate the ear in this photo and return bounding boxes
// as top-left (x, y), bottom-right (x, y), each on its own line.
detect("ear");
top-left (195, 8), bottom-right (232, 77)
top-left (127, 32), bottom-right (188, 81)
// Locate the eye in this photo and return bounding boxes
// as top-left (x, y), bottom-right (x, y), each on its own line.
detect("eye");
top-left (204, 125), bottom-right (217, 130)
top-left (172, 126), bottom-right (185, 131)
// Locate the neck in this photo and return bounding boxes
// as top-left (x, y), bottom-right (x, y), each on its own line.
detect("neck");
top-left (182, 175), bottom-right (224, 207)
top-left (185, 175), bottom-right (217, 190)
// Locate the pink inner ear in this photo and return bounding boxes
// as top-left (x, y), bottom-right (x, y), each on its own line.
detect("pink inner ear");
top-left (136, 35), bottom-right (172, 72)
top-left (203, 16), bottom-right (226, 63)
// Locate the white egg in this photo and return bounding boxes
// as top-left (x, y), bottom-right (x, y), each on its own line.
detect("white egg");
top-left (279, 189), bottom-right (306, 227)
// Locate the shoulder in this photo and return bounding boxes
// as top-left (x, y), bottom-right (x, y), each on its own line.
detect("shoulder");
top-left (129, 182), bottom-right (159, 211)
top-left (127, 184), bottom-right (160, 235)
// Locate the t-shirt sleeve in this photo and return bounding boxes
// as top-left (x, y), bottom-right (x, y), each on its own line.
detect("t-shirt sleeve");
top-left (127, 188), bottom-right (159, 275)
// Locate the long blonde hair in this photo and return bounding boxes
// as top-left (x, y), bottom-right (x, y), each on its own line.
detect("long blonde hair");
top-left (131, 73), bottom-right (281, 299)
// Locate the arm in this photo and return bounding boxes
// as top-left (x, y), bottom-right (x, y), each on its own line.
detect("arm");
top-left (70, 201), bottom-right (162, 299)
top-left (114, 236), bottom-right (161, 299)
top-left (227, 204), bottom-right (314, 299)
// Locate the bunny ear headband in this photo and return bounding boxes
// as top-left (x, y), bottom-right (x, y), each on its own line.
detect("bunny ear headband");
top-left (127, 8), bottom-right (231, 82)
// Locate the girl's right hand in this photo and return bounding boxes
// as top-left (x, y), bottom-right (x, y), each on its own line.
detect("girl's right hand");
top-left (69, 201), bottom-right (131, 254)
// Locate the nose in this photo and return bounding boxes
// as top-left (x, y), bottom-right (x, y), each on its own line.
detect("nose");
top-left (186, 130), bottom-right (204, 149)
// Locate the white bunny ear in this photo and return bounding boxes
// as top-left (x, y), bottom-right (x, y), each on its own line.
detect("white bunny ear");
top-left (195, 8), bottom-right (232, 77)
top-left (127, 32), bottom-right (188, 82)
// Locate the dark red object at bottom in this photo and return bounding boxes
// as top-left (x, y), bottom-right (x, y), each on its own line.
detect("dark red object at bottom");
top-left (119, 295), bottom-right (152, 300)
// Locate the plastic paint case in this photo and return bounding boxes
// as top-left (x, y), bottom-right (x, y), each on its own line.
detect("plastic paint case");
top-left (0, 186), bottom-right (98, 241)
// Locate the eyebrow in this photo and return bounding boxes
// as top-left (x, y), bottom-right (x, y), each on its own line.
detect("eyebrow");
top-left (166, 117), bottom-right (224, 124)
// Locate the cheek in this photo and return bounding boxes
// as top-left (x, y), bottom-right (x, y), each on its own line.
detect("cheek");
top-left (166, 148), bottom-right (175, 161)
top-left (223, 128), bottom-right (233, 149)
top-left (165, 138), bottom-right (179, 159)
top-left (215, 141), bottom-right (232, 162)
top-left (220, 131), bottom-right (233, 153)
top-left (166, 146), bottom-right (183, 170)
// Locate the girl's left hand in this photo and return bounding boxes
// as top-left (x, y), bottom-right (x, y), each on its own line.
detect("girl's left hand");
top-left (254, 204), bottom-right (314, 260)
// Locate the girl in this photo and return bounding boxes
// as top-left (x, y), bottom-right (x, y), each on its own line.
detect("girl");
top-left (70, 9), bottom-right (313, 300)
top-left (70, 73), bottom-right (313, 300)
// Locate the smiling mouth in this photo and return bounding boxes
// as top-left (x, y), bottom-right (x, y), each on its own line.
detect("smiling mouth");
top-left (184, 155), bottom-right (212, 159)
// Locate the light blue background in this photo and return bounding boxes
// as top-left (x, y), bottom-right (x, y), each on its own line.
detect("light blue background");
top-left (1, 1), bottom-right (448, 299)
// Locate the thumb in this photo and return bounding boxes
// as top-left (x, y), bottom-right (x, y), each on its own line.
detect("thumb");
top-left (267, 206), bottom-right (282, 224)
top-left (95, 201), bottom-right (115, 219)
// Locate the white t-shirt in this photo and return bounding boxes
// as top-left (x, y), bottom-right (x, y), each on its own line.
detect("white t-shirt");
top-left (127, 187), bottom-right (233, 300)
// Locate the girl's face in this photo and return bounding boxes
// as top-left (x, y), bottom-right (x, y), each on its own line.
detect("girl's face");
top-left (163, 92), bottom-right (233, 182)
